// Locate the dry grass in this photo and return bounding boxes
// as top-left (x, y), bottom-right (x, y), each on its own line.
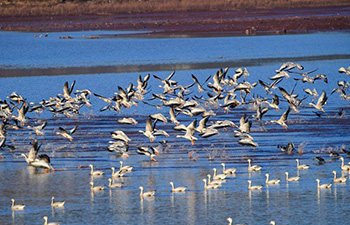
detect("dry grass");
top-left (0, 0), bottom-right (349, 17)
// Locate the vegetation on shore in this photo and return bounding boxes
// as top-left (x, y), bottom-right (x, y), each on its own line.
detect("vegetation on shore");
top-left (0, 0), bottom-right (349, 17)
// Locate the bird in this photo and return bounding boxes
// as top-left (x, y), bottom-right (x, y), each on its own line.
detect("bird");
top-left (221, 163), bottom-right (236, 175)
top-left (316, 179), bottom-right (332, 189)
top-left (176, 119), bottom-right (197, 145)
top-left (339, 157), bottom-right (350, 171)
top-left (139, 186), bottom-right (156, 198)
top-left (51, 196), bottom-right (65, 208)
top-left (248, 159), bottom-right (262, 172)
top-left (248, 180), bottom-right (263, 190)
top-left (111, 167), bottom-right (125, 178)
top-left (309, 91), bottom-right (327, 112)
top-left (117, 117), bottom-right (138, 125)
top-left (137, 146), bottom-right (158, 161)
top-left (265, 173), bottom-right (280, 185)
top-left (89, 164), bottom-right (104, 176)
top-left (332, 171), bottom-right (346, 183)
top-left (56, 126), bottom-right (78, 141)
top-left (11, 199), bottom-right (25, 210)
top-left (139, 117), bottom-right (156, 142)
top-left (285, 172), bottom-right (300, 182)
top-left (202, 178), bottom-right (219, 189)
top-left (270, 107), bottom-right (290, 129)
top-left (169, 182), bottom-right (186, 192)
top-left (213, 168), bottom-right (226, 180)
top-left (119, 161), bottom-right (133, 173)
top-left (43, 216), bottom-right (61, 225)
top-left (296, 159), bottom-right (309, 170)
top-left (264, 95), bottom-right (280, 112)
top-left (27, 121), bottom-right (47, 136)
top-left (108, 178), bottom-right (123, 188)
top-left (111, 130), bottom-right (131, 144)
top-left (90, 181), bottom-right (104, 191)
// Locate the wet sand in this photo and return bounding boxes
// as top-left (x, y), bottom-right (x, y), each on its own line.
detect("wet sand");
top-left (1, 6), bottom-right (350, 37)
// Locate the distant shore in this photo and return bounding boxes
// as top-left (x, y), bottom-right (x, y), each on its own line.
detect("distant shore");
top-left (0, 2), bottom-right (349, 37)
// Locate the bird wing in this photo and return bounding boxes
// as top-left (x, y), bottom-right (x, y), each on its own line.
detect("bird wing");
top-left (317, 91), bottom-right (327, 106)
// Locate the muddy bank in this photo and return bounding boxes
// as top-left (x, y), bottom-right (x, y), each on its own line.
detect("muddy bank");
top-left (1, 6), bottom-right (350, 36)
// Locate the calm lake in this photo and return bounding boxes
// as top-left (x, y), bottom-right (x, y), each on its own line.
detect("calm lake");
top-left (0, 31), bottom-right (350, 225)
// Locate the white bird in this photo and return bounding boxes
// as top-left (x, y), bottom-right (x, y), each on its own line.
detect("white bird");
top-left (265, 173), bottom-right (280, 185)
top-left (248, 180), bottom-right (263, 190)
top-left (332, 171), bottom-right (346, 183)
top-left (89, 164), bottom-right (104, 176)
top-left (270, 107), bottom-right (290, 129)
top-left (169, 182), bottom-right (186, 192)
top-left (111, 167), bottom-right (126, 178)
top-left (316, 178), bottom-right (332, 189)
top-left (285, 172), bottom-right (300, 182)
top-left (117, 117), bottom-right (138, 125)
top-left (90, 181), bottom-right (104, 191)
top-left (139, 117), bottom-right (156, 142)
top-left (296, 159), bottom-right (309, 170)
top-left (207, 174), bottom-right (224, 186)
top-left (11, 199), bottom-right (25, 210)
top-left (213, 168), bottom-right (226, 180)
top-left (248, 159), bottom-right (262, 172)
top-left (339, 157), bottom-right (350, 171)
top-left (202, 178), bottom-right (219, 189)
top-left (221, 163), bottom-right (236, 175)
top-left (43, 216), bottom-right (61, 225)
top-left (108, 178), bottom-right (123, 188)
top-left (51, 196), bottom-right (65, 208)
top-left (139, 186), bottom-right (156, 198)
top-left (119, 161), bottom-right (133, 173)
top-left (309, 91), bottom-right (327, 112)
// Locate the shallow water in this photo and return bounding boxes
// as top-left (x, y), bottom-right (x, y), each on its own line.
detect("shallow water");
top-left (0, 31), bottom-right (350, 225)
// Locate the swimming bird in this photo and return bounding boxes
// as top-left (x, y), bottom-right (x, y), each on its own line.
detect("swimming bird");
top-left (313, 156), bottom-right (326, 165)
top-left (11, 199), bottom-right (25, 210)
top-left (221, 163), bottom-right (236, 175)
top-left (339, 157), bottom-right (350, 171)
top-left (296, 159), bottom-right (309, 170)
top-left (309, 91), bottom-right (327, 112)
top-left (43, 216), bottom-right (61, 225)
top-left (248, 180), bottom-right (263, 190)
top-left (332, 171), bottom-right (346, 183)
top-left (90, 181), bottom-right (104, 191)
top-left (265, 173), bottom-right (280, 185)
top-left (202, 178), bottom-right (219, 189)
top-left (277, 142), bottom-right (295, 154)
top-left (111, 167), bottom-right (126, 178)
top-left (169, 182), bottom-right (186, 192)
top-left (207, 174), bottom-right (224, 186)
top-left (213, 168), bottom-right (226, 180)
top-left (51, 196), bottom-right (65, 208)
top-left (89, 164), bottom-right (104, 176)
top-left (139, 186), bottom-right (156, 198)
top-left (285, 172), bottom-right (300, 182)
top-left (119, 161), bottom-right (133, 173)
top-left (108, 178), bottom-right (123, 188)
top-left (270, 107), bottom-right (290, 129)
top-left (56, 126), bottom-right (78, 141)
top-left (248, 159), bottom-right (262, 172)
top-left (316, 179), bottom-right (332, 189)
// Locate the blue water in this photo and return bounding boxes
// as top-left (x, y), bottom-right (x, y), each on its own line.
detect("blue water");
top-left (0, 31), bottom-right (349, 69)
top-left (0, 31), bottom-right (350, 225)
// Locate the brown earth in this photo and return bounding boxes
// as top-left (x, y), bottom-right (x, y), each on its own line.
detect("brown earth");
top-left (0, 6), bottom-right (349, 37)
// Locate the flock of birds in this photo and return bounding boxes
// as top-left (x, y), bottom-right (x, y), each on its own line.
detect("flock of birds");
top-left (2, 62), bottom-right (350, 225)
